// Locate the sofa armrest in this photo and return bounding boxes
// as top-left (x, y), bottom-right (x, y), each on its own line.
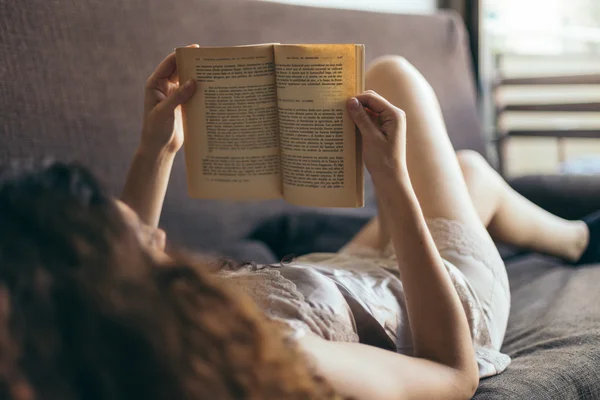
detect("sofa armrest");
top-left (508, 174), bottom-right (600, 220)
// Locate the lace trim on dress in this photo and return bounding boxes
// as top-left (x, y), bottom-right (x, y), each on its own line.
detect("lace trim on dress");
top-left (424, 219), bottom-right (497, 267)
top-left (219, 265), bottom-right (359, 343)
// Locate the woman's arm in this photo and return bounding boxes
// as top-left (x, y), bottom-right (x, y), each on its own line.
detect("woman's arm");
top-left (122, 147), bottom-right (178, 228)
top-left (377, 178), bottom-right (477, 375)
top-left (298, 92), bottom-right (478, 400)
top-left (353, 91), bottom-right (477, 378)
top-left (121, 47), bottom-right (198, 227)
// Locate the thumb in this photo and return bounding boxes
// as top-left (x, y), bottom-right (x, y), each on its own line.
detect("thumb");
top-left (347, 97), bottom-right (378, 139)
top-left (157, 79), bottom-right (196, 116)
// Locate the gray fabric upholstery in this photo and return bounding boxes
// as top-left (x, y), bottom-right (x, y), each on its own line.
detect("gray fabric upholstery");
top-left (1, 0), bottom-right (600, 398)
top-left (475, 255), bottom-right (600, 399)
top-left (509, 174), bottom-right (600, 220)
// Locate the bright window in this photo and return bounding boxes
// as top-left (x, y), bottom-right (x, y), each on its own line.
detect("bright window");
top-left (482, 0), bottom-right (600, 177)
top-left (485, 0), bottom-right (600, 55)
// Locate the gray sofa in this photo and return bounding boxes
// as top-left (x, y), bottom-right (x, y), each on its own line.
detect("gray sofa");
top-left (2, 0), bottom-right (600, 398)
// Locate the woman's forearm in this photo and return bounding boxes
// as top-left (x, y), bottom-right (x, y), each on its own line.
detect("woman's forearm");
top-left (121, 147), bottom-right (176, 227)
top-left (375, 174), bottom-right (476, 375)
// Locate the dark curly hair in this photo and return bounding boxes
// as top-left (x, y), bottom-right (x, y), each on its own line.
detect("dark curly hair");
top-left (0, 161), bottom-right (339, 400)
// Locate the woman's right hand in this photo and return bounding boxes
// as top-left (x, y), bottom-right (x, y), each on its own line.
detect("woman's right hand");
top-left (347, 91), bottom-right (408, 183)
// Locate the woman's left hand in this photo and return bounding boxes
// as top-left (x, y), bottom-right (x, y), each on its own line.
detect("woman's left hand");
top-left (141, 45), bottom-right (198, 155)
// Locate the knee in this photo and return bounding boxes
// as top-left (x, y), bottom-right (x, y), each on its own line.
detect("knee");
top-left (457, 150), bottom-right (490, 183)
top-left (366, 55), bottom-right (414, 89)
top-left (368, 55), bottom-right (413, 74)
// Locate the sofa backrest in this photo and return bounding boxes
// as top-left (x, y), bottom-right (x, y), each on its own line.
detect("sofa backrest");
top-left (0, 0), bottom-right (483, 251)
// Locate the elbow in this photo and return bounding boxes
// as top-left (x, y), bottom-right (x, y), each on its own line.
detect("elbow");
top-left (455, 366), bottom-right (480, 399)
top-left (465, 373), bottom-right (480, 399)
top-left (443, 357), bottom-right (479, 399)
top-left (454, 347), bottom-right (480, 399)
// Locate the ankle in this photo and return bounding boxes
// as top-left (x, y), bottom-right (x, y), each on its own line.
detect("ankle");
top-left (571, 221), bottom-right (590, 263)
top-left (569, 221), bottom-right (589, 263)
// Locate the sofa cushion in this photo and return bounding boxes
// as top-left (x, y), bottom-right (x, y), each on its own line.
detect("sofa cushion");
top-left (474, 254), bottom-right (600, 399)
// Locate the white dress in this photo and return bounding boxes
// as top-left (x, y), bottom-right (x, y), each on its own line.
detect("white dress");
top-left (220, 218), bottom-right (511, 378)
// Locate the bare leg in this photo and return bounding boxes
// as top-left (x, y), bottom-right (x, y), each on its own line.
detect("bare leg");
top-left (349, 56), bottom-right (489, 248)
top-left (456, 150), bottom-right (588, 262)
top-left (349, 153), bottom-right (589, 262)
top-left (343, 195), bottom-right (391, 252)
top-left (357, 56), bottom-right (514, 350)
top-left (346, 56), bottom-right (589, 263)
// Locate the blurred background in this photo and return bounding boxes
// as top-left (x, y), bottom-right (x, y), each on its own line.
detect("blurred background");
top-left (263, 0), bottom-right (600, 178)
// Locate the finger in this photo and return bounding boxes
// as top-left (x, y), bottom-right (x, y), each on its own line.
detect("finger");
top-left (355, 91), bottom-right (395, 115)
top-left (168, 44), bottom-right (200, 83)
top-left (365, 107), bottom-right (379, 125)
top-left (347, 97), bottom-right (380, 139)
top-left (148, 52), bottom-right (177, 86)
top-left (155, 79), bottom-right (196, 116)
top-left (356, 92), bottom-right (404, 132)
top-left (152, 229), bottom-right (167, 251)
top-left (148, 44), bottom-right (200, 87)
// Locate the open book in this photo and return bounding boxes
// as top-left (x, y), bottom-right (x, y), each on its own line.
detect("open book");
top-left (176, 43), bottom-right (365, 208)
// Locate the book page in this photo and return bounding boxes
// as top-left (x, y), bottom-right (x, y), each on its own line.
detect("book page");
top-left (274, 44), bottom-right (364, 208)
top-left (176, 45), bottom-right (281, 200)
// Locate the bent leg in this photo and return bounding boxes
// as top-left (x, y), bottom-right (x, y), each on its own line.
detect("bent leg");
top-left (347, 56), bottom-right (491, 250)
top-left (456, 150), bottom-right (588, 262)
top-left (350, 55), bottom-right (587, 262)
top-left (342, 195), bottom-right (390, 252)
top-left (366, 56), bottom-right (484, 228)
top-left (350, 56), bottom-right (509, 349)
top-left (346, 150), bottom-right (589, 263)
